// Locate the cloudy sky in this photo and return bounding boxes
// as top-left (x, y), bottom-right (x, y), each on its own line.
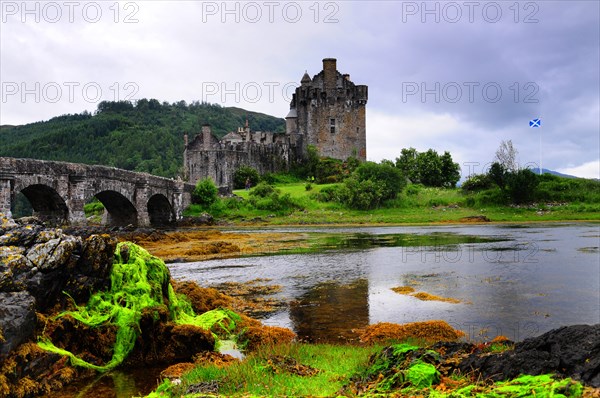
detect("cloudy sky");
top-left (1, 0), bottom-right (599, 178)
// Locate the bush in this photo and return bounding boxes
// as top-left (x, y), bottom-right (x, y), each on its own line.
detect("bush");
top-left (461, 174), bottom-right (493, 192)
top-left (405, 184), bottom-right (422, 196)
top-left (233, 166), bottom-right (260, 190)
top-left (192, 178), bottom-right (218, 208)
top-left (248, 192), bottom-right (303, 213)
top-left (336, 178), bottom-right (384, 210)
top-left (354, 162), bottom-right (406, 201)
top-left (315, 157), bottom-right (344, 183)
top-left (506, 169), bottom-right (539, 204)
top-left (249, 182), bottom-right (277, 198)
top-left (315, 186), bottom-right (340, 202)
top-left (476, 187), bottom-right (508, 205)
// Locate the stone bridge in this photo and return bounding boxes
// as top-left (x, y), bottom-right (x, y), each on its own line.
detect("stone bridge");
top-left (0, 157), bottom-right (195, 227)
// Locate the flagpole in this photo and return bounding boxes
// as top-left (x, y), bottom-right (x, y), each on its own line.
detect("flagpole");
top-left (539, 125), bottom-right (542, 175)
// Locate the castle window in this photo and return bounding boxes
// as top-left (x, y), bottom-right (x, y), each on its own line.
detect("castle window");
top-left (330, 118), bottom-right (336, 134)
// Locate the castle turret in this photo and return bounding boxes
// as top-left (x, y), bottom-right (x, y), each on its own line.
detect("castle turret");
top-left (301, 71), bottom-right (312, 87)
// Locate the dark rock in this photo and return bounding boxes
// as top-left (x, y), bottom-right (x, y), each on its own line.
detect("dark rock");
top-left (459, 324), bottom-right (600, 387)
top-left (176, 213), bottom-right (215, 227)
top-left (0, 291), bottom-right (36, 359)
top-left (15, 216), bottom-right (44, 226)
top-left (458, 215), bottom-right (491, 223)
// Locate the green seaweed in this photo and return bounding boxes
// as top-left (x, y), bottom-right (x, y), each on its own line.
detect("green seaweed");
top-left (428, 374), bottom-right (583, 397)
top-left (406, 361), bottom-right (439, 388)
top-left (38, 242), bottom-right (240, 372)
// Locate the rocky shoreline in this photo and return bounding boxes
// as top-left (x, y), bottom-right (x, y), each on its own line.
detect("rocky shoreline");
top-left (1, 213), bottom-right (598, 397)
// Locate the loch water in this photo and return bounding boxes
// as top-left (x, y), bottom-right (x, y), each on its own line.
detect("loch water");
top-left (170, 223), bottom-right (600, 343)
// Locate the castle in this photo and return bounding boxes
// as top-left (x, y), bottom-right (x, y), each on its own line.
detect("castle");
top-left (183, 58), bottom-right (368, 188)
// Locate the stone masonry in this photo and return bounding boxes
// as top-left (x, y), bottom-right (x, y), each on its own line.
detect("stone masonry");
top-left (184, 58), bottom-right (368, 188)
top-left (0, 157), bottom-right (194, 226)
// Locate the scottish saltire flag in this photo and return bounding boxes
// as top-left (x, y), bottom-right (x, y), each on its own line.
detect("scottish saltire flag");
top-left (529, 118), bottom-right (541, 127)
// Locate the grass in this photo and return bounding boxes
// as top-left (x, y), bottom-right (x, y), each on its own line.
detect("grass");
top-left (184, 181), bottom-right (600, 225)
top-left (161, 343), bottom-right (380, 397)
top-left (146, 341), bottom-right (586, 397)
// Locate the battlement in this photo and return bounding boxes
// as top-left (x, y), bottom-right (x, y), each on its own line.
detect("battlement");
top-left (286, 58), bottom-right (367, 160)
top-left (184, 59), bottom-right (367, 187)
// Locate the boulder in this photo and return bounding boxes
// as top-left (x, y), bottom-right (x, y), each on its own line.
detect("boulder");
top-left (459, 324), bottom-right (600, 387)
top-left (0, 291), bottom-right (36, 359)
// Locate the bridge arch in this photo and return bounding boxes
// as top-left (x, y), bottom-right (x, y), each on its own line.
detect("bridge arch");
top-left (147, 194), bottom-right (174, 227)
top-left (18, 184), bottom-right (69, 223)
top-left (94, 190), bottom-right (138, 227)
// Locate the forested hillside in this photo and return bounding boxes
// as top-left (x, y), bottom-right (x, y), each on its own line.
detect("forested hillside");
top-left (0, 100), bottom-right (285, 177)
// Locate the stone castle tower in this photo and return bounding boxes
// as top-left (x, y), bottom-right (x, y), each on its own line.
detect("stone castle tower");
top-left (286, 58), bottom-right (368, 160)
top-left (184, 58), bottom-right (367, 189)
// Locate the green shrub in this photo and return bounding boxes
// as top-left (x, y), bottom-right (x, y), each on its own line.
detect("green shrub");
top-left (249, 192), bottom-right (302, 213)
top-left (506, 169), bottom-right (539, 204)
top-left (405, 184), bottom-right (422, 196)
top-left (354, 162), bottom-right (406, 201)
top-left (249, 182), bottom-right (277, 198)
top-left (315, 186), bottom-right (340, 202)
top-left (337, 178), bottom-right (385, 210)
top-left (428, 198), bottom-right (449, 207)
top-left (84, 198), bottom-right (105, 216)
top-left (461, 174), bottom-right (493, 192)
top-left (192, 178), bottom-right (218, 208)
top-left (315, 157), bottom-right (344, 183)
top-left (233, 166), bottom-right (260, 190)
top-left (476, 187), bottom-right (508, 205)
top-left (464, 196), bottom-right (476, 207)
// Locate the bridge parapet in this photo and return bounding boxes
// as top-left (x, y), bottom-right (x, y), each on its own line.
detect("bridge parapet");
top-left (0, 157), bottom-right (192, 227)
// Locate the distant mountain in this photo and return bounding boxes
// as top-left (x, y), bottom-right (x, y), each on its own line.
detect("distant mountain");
top-left (0, 100), bottom-right (285, 178)
top-left (529, 168), bottom-right (596, 180)
top-left (534, 168), bottom-right (578, 179)
top-left (542, 168), bottom-right (579, 178)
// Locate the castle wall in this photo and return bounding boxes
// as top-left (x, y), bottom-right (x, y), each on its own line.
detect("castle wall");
top-left (185, 134), bottom-right (303, 188)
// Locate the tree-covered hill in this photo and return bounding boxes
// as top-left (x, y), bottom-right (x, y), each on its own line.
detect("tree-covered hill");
top-left (0, 99), bottom-right (285, 178)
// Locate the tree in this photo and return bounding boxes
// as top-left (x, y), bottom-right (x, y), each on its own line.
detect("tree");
top-left (395, 147), bottom-right (420, 183)
top-left (416, 149), bottom-right (444, 187)
top-left (440, 151), bottom-right (461, 188)
top-left (488, 162), bottom-right (508, 189)
top-left (495, 140), bottom-right (518, 172)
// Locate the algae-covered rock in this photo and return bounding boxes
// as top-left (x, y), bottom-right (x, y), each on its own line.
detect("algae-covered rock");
top-left (459, 324), bottom-right (600, 387)
top-left (342, 343), bottom-right (441, 395)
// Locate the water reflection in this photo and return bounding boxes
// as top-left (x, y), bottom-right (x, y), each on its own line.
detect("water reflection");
top-left (289, 279), bottom-right (369, 343)
top-left (45, 368), bottom-right (162, 398)
top-left (170, 224), bottom-right (600, 343)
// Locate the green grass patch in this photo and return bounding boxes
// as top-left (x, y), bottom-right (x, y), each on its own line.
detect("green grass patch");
top-left (146, 342), bottom-right (585, 397)
top-left (183, 181), bottom-right (600, 225)
top-left (161, 343), bottom-right (380, 397)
